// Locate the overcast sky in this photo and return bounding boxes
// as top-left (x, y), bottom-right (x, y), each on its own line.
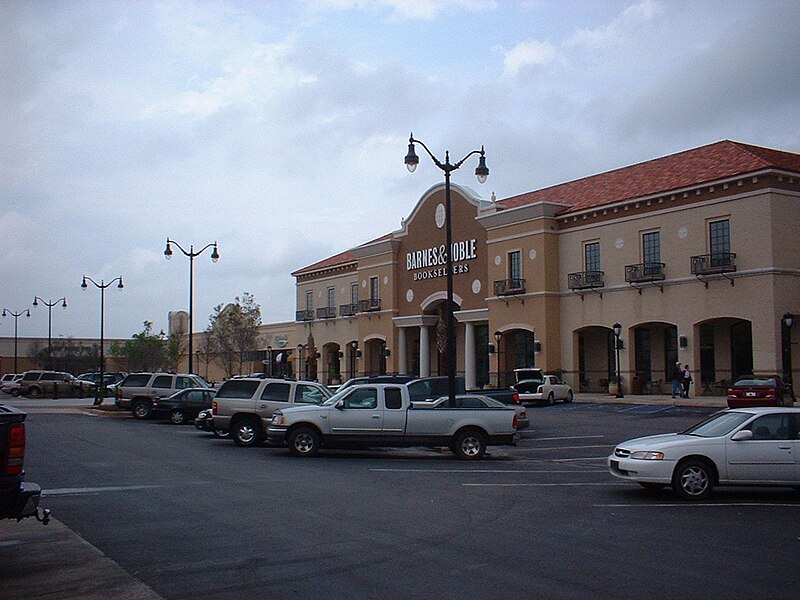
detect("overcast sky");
top-left (2, 0), bottom-right (799, 341)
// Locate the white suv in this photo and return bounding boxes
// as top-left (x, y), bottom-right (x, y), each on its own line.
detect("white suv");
top-left (212, 377), bottom-right (331, 447)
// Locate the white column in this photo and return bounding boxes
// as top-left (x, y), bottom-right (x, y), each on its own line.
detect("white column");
top-left (464, 322), bottom-right (476, 391)
top-left (398, 327), bottom-right (408, 375)
top-left (420, 326), bottom-right (430, 377)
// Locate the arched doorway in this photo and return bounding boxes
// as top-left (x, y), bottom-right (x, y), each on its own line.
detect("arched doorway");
top-left (497, 328), bottom-right (535, 388)
top-left (365, 338), bottom-right (386, 376)
top-left (696, 318), bottom-right (753, 390)
top-left (322, 342), bottom-right (341, 386)
top-left (630, 322), bottom-right (677, 393)
top-left (576, 326), bottom-right (615, 393)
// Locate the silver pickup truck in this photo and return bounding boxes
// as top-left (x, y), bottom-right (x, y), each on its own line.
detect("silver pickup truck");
top-left (267, 383), bottom-right (518, 460)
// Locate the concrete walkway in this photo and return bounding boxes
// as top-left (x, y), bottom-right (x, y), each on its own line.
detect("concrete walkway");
top-left (572, 392), bottom-right (728, 409)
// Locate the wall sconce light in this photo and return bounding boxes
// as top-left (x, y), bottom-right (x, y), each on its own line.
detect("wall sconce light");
top-left (383, 348), bottom-right (391, 358)
top-left (487, 343), bottom-right (495, 354)
top-left (679, 335), bottom-right (688, 348)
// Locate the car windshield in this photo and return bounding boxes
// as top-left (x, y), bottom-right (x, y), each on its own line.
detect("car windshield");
top-left (682, 411), bottom-right (753, 437)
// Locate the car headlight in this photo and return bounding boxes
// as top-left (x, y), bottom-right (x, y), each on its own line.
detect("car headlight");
top-left (629, 451), bottom-right (664, 460)
top-left (272, 412), bottom-right (285, 426)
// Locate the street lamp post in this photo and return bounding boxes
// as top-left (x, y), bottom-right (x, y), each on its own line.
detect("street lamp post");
top-left (81, 276), bottom-right (124, 405)
top-left (32, 296), bottom-right (67, 369)
top-left (612, 322), bottom-right (624, 398)
top-left (494, 330), bottom-right (502, 388)
top-left (2, 308), bottom-right (30, 373)
top-left (405, 133), bottom-right (489, 407)
top-left (783, 313), bottom-right (795, 396)
top-left (164, 239), bottom-right (219, 375)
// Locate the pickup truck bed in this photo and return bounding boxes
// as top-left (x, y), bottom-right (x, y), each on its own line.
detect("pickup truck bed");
top-left (0, 404), bottom-right (48, 524)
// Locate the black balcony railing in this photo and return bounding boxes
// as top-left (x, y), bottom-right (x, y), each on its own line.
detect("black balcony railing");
top-left (568, 271), bottom-right (605, 290)
top-left (494, 278), bottom-right (526, 296)
top-left (295, 310), bottom-right (314, 322)
top-left (691, 252), bottom-right (736, 275)
top-left (316, 306), bottom-right (337, 319)
top-left (358, 298), bottom-right (381, 312)
top-left (625, 262), bottom-right (666, 283)
top-left (339, 303), bottom-right (359, 317)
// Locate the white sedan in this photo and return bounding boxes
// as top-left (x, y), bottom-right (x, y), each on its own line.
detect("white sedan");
top-left (609, 407), bottom-right (800, 500)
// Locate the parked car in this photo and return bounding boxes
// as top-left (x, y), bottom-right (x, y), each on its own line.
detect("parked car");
top-left (726, 376), bottom-right (792, 408)
top-left (15, 370), bottom-right (88, 398)
top-left (153, 388), bottom-right (216, 425)
top-left (212, 377), bottom-right (332, 447)
top-left (194, 408), bottom-right (230, 438)
top-left (428, 394), bottom-right (529, 430)
top-left (268, 383), bottom-right (519, 459)
top-left (609, 407), bottom-right (800, 500)
top-left (513, 369), bottom-right (574, 405)
top-left (115, 372), bottom-right (212, 418)
top-left (1, 374), bottom-right (22, 396)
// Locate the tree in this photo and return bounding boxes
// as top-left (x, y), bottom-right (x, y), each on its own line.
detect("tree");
top-left (111, 321), bottom-right (169, 372)
top-left (206, 292), bottom-right (262, 379)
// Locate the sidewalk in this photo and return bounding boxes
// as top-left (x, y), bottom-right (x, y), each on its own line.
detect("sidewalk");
top-left (572, 392), bottom-right (728, 409)
top-left (0, 517), bottom-right (162, 599)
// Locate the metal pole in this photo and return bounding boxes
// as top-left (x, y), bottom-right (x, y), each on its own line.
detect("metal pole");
top-left (444, 161), bottom-right (457, 407)
top-left (189, 247), bottom-right (194, 374)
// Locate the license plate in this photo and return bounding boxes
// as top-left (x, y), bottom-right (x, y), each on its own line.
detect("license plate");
top-left (746, 392), bottom-right (756, 397)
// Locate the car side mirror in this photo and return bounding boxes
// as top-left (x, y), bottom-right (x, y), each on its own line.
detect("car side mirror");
top-left (335, 400), bottom-right (345, 410)
top-left (731, 430), bottom-right (753, 442)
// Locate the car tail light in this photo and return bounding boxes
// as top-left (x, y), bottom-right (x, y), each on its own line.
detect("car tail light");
top-left (512, 392), bottom-right (520, 405)
top-left (512, 413), bottom-right (518, 430)
top-left (212, 401), bottom-right (218, 415)
top-left (537, 385), bottom-right (543, 394)
top-left (6, 422), bottom-right (25, 476)
top-left (766, 390), bottom-right (776, 398)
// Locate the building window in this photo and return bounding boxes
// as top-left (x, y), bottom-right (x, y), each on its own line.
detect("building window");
top-left (305, 291), bottom-right (313, 311)
top-left (370, 276), bottom-right (379, 300)
top-left (709, 219), bottom-right (730, 256)
top-left (327, 287), bottom-right (335, 308)
top-left (508, 250), bottom-right (521, 282)
top-left (642, 231), bottom-right (660, 264)
top-left (351, 283), bottom-right (358, 305)
top-left (584, 242), bottom-right (600, 272)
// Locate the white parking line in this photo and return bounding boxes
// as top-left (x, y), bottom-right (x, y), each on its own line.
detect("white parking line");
top-left (43, 485), bottom-right (163, 496)
top-left (370, 468), bottom-right (602, 474)
top-left (531, 435), bottom-right (605, 441)
top-left (595, 502), bottom-right (800, 507)
top-left (519, 444), bottom-right (613, 450)
top-left (464, 482), bottom-right (627, 487)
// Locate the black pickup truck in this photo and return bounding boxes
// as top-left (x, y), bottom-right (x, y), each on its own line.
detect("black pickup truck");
top-left (0, 403), bottom-right (49, 524)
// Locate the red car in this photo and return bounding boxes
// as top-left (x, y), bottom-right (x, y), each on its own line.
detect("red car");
top-left (726, 376), bottom-right (793, 408)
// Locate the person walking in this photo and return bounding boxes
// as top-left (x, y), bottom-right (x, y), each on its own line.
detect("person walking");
top-left (671, 362), bottom-right (683, 398)
top-left (682, 364), bottom-right (693, 398)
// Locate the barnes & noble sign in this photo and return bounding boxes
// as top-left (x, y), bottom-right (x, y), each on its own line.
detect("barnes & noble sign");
top-left (406, 239), bottom-right (477, 281)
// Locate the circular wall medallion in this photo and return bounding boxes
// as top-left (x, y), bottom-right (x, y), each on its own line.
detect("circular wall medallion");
top-left (529, 249), bottom-right (537, 260)
top-left (678, 227), bottom-right (688, 239)
top-left (383, 276), bottom-right (389, 285)
top-left (615, 238), bottom-right (624, 249)
top-left (362, 280), bottom-right (367, 288)
top-left (406, 289), bottom-right (414, 303)
top-left (494, 255), bottom-right (502, 266)
top-left (472, 279), bottom-right (481, 294)
top-left (435, 203), bottom-right (446, 228)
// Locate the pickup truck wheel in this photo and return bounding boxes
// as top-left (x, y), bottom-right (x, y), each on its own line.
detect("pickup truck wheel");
top-left (232, 417), bottom-right (263, 447)
top-left (170, 409), bottom-right (187, 425)
top-left (288, 427), bottom-right (320, 457)
top-left (565, 391), bottom-right (574, 403)
top-left (132, 401), bottom-right (151, 420)
top-left (453, 429), bottom-right (487, 460)
top-left (547, 392), bottom-right (555, 405)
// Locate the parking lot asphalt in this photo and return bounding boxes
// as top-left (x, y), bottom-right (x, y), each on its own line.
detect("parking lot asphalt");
top-left (0, 391), bottom-right (730, 599)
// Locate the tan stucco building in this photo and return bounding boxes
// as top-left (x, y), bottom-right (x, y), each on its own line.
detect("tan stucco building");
top-left (284, 140), bottom-right (800, 395)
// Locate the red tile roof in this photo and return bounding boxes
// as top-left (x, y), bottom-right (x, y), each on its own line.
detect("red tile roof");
top-left (292, 233), bottom-right (394, 276)
top-left (498, 140), bottom-right (800, 215)
top-left (292, 249), bottom-right (356, 276)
